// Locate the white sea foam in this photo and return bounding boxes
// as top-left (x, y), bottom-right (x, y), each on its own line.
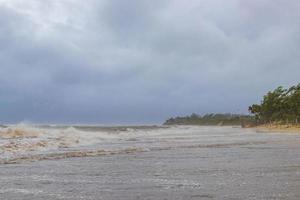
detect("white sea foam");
top-left (0, 125), bottom-right (117, 159)
top-left (0, 125), bottom-right (265, 164)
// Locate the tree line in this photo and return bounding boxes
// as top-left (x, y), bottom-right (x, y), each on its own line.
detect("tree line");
top-left (249, 84), bottom-right (300, 124)
top-left (164, 113), bottom-right (254, 126)
top-left (164, 84), bottom-right (300, 126)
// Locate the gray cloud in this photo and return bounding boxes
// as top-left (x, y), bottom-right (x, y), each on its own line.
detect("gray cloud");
top-left (0, 0), bottom-right (299, 124)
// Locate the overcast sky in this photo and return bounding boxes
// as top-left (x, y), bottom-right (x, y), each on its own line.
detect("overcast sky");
top-left (0, 0), bottom-right (299, 124)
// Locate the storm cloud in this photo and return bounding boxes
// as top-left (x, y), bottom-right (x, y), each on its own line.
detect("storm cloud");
top-left (0, 0), bottom-right (299, 124)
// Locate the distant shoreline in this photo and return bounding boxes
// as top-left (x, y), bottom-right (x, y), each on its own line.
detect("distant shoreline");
top-left (163, 113), bottom-right (255, 126)
top-left (164, 122), bottom-right (300, 134)
top-left (251, 123), bottom-right (300, 134)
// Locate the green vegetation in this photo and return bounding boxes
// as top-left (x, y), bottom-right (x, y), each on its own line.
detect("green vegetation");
top-left (165, 84), bottom-right (300, 127)
top-left (249, 84), bottom-right (300, 124)
top-left (164, 113), bottom-right (255, 126)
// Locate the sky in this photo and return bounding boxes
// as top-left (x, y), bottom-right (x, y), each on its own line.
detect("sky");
top-left (0, 0), bottom-right (299, 124)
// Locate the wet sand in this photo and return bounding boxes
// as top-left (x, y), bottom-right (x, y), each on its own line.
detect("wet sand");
top-left (0, 126), bottom-right (300, 199)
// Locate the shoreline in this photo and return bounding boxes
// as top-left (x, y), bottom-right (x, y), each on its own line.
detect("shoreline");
top-left (252, 124), bottom-right (300, 134)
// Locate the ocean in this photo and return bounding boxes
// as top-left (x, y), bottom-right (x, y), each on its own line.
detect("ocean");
top-left (0, 125), bottom-right (299, 199)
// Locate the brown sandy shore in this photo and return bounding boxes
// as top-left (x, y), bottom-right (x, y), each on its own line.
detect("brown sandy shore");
top-left (252, 124), bottom-right (300, 134)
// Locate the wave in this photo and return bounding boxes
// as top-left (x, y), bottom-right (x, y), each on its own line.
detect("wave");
top-left (0, 140), bottom-right (268, 165)
top-left (0, 125), bottom-right (266, 165)
top-left (0, 147), bottom-right (146, 165)
top-left (0, 126), bottom-right (42, 139)
top-left (0, 125), bottom-right (122, 158)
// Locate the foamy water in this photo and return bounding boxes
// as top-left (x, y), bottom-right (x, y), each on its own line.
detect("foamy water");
top-left (1, 125), bottom-right (300, 199)
top-left (0, 125), bottom-right (284, 164)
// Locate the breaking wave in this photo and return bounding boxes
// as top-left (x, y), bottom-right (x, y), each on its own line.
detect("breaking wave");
top-left (0, 125), bottom-right (266, 164)
top-left (0, 125), bottom-right (122, 160)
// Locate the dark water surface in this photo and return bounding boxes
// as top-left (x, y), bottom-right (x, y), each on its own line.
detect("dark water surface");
top-left (0, 126), bottom-right (299, 199)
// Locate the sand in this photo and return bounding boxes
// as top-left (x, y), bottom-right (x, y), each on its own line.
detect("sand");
top-left (253, 123), bottom-right (300, 134)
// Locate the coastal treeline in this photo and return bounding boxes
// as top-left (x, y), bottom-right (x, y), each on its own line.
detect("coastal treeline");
top-left (164, 113), bottom-right (254, 126)
top-left (249, 84), bottom-right (300, 124)
top-left (164, 84), bottom-right (300, 126)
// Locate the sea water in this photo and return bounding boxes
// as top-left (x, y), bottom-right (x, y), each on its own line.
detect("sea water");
top-left (0, 125), bottom-right (299, 199)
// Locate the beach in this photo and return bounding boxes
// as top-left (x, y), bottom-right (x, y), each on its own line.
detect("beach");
top-left (254, 124), bottom-right (300, 134)
top-left (0, 125), bottom-right (300, 199)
